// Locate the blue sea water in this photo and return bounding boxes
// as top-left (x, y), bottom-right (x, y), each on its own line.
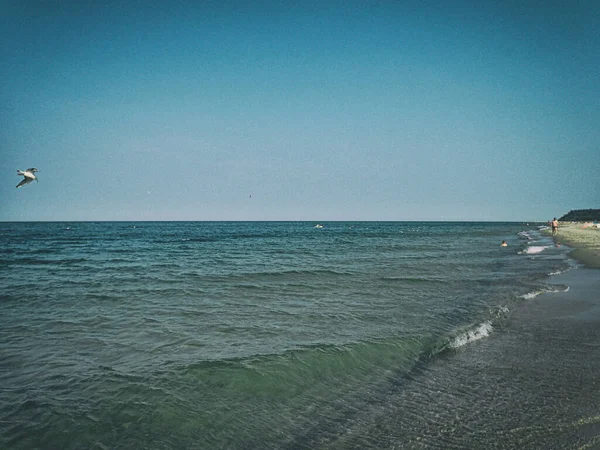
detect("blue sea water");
top-left (0, 221), bottom-right (576, 449)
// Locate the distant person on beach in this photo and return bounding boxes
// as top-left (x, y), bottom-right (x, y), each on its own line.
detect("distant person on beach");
top-left (552, 218), bottom-right (559, 236)
top-left (501, 240), bottom-right (508, 247)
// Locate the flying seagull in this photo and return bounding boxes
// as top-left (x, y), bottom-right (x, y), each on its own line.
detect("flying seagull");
top-left (16, 168), bottom-right (39, 188)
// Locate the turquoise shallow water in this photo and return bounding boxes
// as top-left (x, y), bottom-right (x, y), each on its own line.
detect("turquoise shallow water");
top-left (0, 222), bottom-right (576, 448)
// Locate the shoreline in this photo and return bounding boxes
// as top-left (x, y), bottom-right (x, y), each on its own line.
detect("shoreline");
top-left (544, 222), bottom-right (600, 269)
top-left (327, 266), bottom-right (600, 448)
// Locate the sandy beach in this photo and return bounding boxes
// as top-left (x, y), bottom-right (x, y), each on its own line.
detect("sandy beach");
top-left (549, 222), bottom-right (600, 269)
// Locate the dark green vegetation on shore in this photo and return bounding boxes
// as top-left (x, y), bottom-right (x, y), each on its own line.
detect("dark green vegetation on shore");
top-left (559, 209), bottom-right (600, 222)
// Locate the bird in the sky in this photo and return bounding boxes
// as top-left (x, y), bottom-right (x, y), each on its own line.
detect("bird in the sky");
top-left (16, 168), bottom-right (40, 188)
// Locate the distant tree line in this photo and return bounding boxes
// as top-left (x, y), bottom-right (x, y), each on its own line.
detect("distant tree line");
top-left (558, 209), bottom-right (600, 222)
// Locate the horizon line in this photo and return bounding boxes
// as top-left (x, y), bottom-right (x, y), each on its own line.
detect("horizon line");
top-left (0, 219), bottom-right (547, 223)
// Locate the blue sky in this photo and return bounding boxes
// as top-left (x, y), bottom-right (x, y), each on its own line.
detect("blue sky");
top-left (1, 0), bottom-right (598, 221)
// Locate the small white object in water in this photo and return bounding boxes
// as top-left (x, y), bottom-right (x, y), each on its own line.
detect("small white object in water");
top-left (16, 168), bottom-right (39, 188)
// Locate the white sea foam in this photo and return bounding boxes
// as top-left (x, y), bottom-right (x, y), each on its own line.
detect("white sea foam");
top-left (521, 284), bottom-right (570, 300)
top-left (490, 305), bottom-right (510, 318)
top-left (523, 245), bottom-right (548, 255)
top-left (521, 291), bottom-right (542, 300)
top-left (549, 268), bottom-right (567, 276)
top-left (449, 321), bottom-right (493, 349)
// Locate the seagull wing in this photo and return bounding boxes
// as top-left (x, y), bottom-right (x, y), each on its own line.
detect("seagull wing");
top-left (16, 178), bottom-right (32, 188)
top-left (26, 168), bottom-right (39, 172)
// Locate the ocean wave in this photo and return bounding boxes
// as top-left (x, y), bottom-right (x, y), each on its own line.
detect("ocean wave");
top-left (548, 267), bottom-right (570, 276)
top-left (378, 276), bottom-right (446, 284)
top-left (449, 321), bottom-right (493, 349)
top-left (2, 257), bottom-right (89, 266)
top-left (518, 231), bottom-right (533, 240)
top-left (520, 284), bottom-right (570, 300)
top-left (490, 305), bottom-right (510, 318)
top-left (521, 291), bottom-right (541, 300)
top-left (192, 268), bottom-right (357, 284)
top-left (520, 245), bottom-right (549, 255)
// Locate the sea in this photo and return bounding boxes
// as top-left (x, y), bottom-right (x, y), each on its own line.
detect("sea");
top-left (0, 221), bottom-right (588, 449)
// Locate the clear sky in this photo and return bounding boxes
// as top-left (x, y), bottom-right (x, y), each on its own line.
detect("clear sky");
top-left (1, 0), bottom-right (598, 221)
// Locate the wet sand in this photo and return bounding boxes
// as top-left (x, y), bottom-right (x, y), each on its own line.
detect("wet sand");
top-left (550, 223), bottom-right (600, 269)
